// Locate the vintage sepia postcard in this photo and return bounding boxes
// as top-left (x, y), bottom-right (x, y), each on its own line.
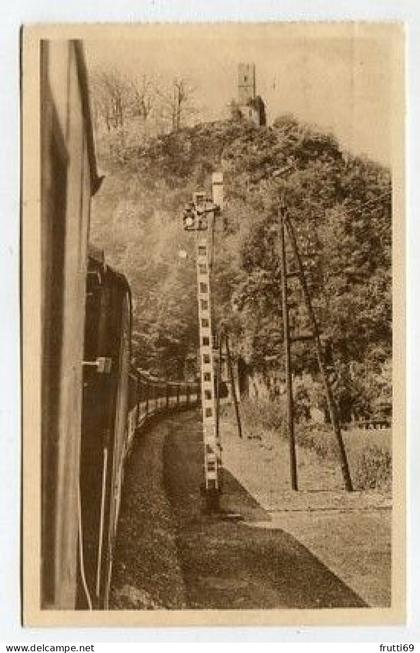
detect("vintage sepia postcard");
top-left (22, 22), bottom-right (405, 627)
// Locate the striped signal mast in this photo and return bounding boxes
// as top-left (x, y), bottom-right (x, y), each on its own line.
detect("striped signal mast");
top-left (183, 173), bottom-right (223, 511)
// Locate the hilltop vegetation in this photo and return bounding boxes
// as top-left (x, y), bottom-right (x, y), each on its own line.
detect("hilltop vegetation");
top-left (90, 114), bottom-right (391, 421)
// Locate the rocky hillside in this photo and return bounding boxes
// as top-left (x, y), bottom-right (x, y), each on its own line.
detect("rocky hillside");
top-left (90, 114), bottom-right (392, 419)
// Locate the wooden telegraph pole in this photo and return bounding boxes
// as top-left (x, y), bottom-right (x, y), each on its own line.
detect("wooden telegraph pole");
top-left (225, 334), bottom-right (243, 440)
top-left (215, 332), bottom-right (223, 443)
top-left (278, 201), bottom-right (298, 491)
top-left (284, 215), bottom-right (353, 492)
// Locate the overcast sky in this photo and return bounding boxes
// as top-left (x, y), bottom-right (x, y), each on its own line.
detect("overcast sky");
top-left (85, 23), bottom-right (401, 166)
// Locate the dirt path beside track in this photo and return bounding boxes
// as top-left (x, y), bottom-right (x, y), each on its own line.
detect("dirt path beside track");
top-left (221, 414), bottom-right (392, 607)
top-left (163, 411), bottom-right (366, 609)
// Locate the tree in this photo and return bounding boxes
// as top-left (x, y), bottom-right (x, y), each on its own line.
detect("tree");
top-left (156, 77), bottom-right (197, 132)
top-left (128, 74), bottom-right (155, 123)
top-left (90, 112), bottom-right (392, 412)
top-left (90, 69), bottom-right (131, 132)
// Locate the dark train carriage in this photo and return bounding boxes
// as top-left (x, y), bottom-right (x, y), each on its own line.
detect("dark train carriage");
top-left (40, 40), bottom-right (102, 609)
top-left (38, 38), bottom-right (200, 613)
top-left (79, 248), bottom-right (132, 608)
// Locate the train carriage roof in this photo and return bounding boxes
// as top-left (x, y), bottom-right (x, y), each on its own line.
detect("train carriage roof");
top-left (73, 41), bottom-right (103, 196)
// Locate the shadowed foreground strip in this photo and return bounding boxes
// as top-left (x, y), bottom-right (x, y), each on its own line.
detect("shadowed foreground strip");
top-left (164, 412), bottom-right (366, 609)
top-left (112, 410), bottom-right (366, 609)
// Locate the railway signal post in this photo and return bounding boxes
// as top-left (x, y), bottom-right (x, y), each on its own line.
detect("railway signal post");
top-left (182, 173), bottom-right (223, 511)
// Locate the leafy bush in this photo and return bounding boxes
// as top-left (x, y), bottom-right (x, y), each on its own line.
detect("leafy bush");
top-left (234, 397), bottom-right (285, 435)
top-left (297, 422), bottom-right (338, 458)
top-left (297, 423), bottom-right (392, 491)
top-left (351, 445), bottom-right (392, 492)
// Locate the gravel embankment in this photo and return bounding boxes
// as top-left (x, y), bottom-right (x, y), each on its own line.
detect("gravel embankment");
top-left (110, 417), bottom-right (187, 609)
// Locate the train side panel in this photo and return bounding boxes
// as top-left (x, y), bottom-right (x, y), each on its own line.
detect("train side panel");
top-left (40, 40), bottom-right (97, 609)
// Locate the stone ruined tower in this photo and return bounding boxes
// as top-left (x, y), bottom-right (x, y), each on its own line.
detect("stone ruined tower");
top-left (236, 63), bottom-right (266, 127)
top-left (238, 63), bottom-right (256, 105)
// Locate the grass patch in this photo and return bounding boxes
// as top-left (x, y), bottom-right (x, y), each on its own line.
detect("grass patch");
top-left (223, 399), bottom-right (392, 493)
